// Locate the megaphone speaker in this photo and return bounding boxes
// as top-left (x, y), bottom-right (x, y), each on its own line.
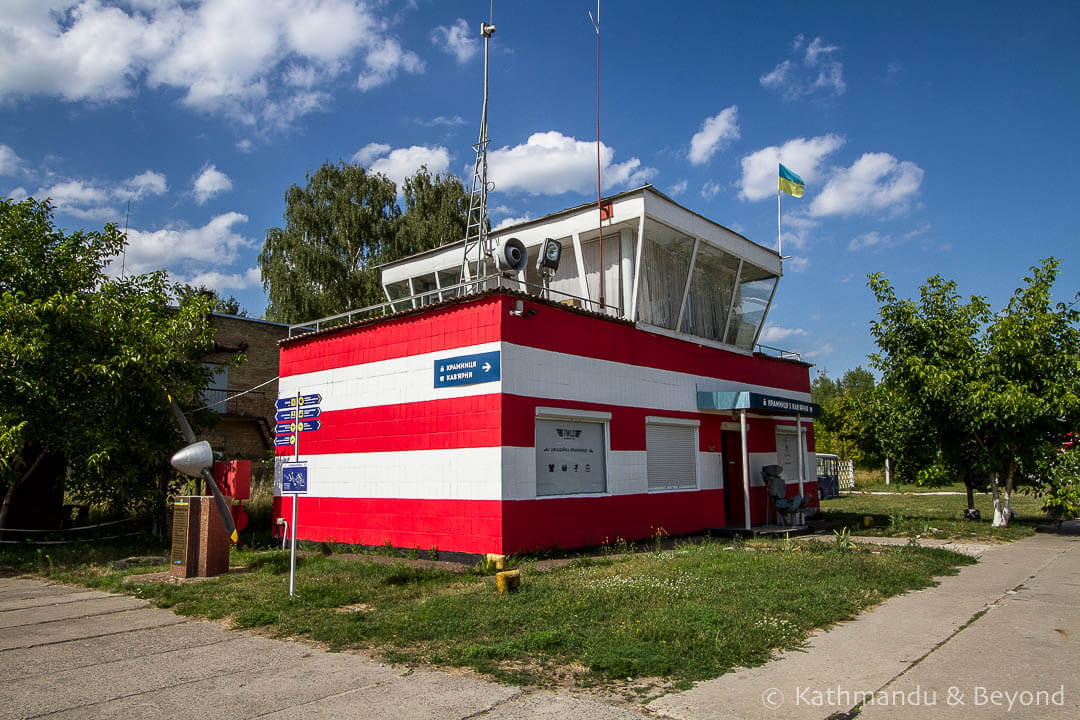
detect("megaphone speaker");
top-left (495, 237), bottom-right (527, 273)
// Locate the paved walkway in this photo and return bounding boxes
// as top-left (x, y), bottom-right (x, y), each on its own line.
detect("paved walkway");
top-left (2, 530), bottom-right (1077, 719)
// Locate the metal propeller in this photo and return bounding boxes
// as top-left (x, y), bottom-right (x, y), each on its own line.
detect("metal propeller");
top-left (169, 396), bottom-right (238, 544)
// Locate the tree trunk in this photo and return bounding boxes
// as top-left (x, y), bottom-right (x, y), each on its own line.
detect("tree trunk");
top-left (991, 466), bottom-right (1015, 527)
top-left (0, 449), bottom-right (46, 539)
top-left (965, 479), bottom-right (975, 511)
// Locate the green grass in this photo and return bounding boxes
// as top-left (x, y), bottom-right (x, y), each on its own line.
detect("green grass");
top-left (1, 537), bottom-right (974, 689)
top-left (819, 490), bottom-right (1045, 541)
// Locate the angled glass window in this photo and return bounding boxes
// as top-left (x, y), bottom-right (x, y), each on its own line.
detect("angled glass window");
top-left (681, 242), bottom-right (741, 342)
top-left (636, 224), bottom-right (694, 330)
top-left (724, 264), bottom-right (776, 349)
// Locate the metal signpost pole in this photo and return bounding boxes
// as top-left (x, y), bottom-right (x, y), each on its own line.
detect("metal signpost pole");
top-left (289, 390), bottom-right (300, 598)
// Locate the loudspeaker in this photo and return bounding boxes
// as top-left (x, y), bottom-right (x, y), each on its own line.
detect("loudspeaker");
top-left (493, 237), bottom-right (527, 273)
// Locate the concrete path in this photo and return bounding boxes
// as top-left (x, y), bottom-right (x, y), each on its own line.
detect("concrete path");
top-left (3, 531), bottom-right (1078, 719)
top-left (648, 531), bottom-right (1080, 719)
top-left (0, 574), bottom-right (643, 720)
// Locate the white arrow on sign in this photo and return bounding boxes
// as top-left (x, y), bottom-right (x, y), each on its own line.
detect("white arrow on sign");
top-left (482, 362), bottom-right (492, 372)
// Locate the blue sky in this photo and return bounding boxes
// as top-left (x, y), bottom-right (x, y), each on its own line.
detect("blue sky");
top-left (2, 1), bottom-right (1078, 377)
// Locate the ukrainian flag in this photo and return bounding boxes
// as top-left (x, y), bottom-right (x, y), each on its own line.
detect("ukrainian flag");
top-left (779, 163), bottom-right (805, 198)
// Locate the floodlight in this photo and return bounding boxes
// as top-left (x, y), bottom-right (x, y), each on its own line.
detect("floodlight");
top-left (537, 238), bottom-right (562, 274)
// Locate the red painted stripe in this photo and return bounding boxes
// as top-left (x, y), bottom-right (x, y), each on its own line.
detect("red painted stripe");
top-left (275, 394), bottom-right (501, 456)
top-left (273, 495), bottom-right (503, 555)
top-left (280, 296), bottom-right (502, 378)
top-left (280, 293), bottom-right (810, 394)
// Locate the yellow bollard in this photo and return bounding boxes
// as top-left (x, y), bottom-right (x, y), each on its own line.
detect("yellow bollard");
top-left (495, 569), bottom-right (521, 593)
top-left (486, 553), bottom-right (506, 571)
top-left (863, 515), bottom-right (874, 528)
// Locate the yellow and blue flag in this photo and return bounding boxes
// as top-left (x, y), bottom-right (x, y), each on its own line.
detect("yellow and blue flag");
top-left (778, 163), bottom-right (805, 198)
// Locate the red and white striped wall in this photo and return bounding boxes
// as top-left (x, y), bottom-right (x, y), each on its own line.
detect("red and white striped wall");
top-left (273, 293), bottom-right (817, 555)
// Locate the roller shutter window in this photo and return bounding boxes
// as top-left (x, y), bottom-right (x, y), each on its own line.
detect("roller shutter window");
top-left (646, 422), bottom-right (698, 490)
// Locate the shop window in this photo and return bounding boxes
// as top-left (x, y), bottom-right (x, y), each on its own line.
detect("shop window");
top-left (646, 419), bottom-right (699, 490)
top-left (636, 226), bottom-right (694, 329)
top-left (682, 242), bottom-right (741, 341)
top-left (535, 413), bottom-right (608, 496)
top-left (724, 264), bottom-right (776, 349)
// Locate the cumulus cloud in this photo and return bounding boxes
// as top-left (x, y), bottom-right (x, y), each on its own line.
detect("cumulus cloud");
top-left (193, 164), bottom-right (233, 204)
top-left (109, 211), bottom-right (252, 276)
top-left (351, 143), bottom-right (451, 188)
top-left (0, 144), bottom-right (23, 175)
top-left (784, 256), bottom-right (810, 272)
top-left (33, 169), bottom-right (168, 220)
top-left (780, 212), bottom-right (819, 251)
top-left (416, 115), bottom-right (467, 128)
top-left (181, 266), bottom-right (261, 293)
top-left (431, 18), bottom-right (476, 65)
top-left (848, 231), bottom-right (894, 251)
top-left (761, 34), bottom-right (846, 100)
top-left (810, 152), bottom-right (924, 217)
top-left (759, 325), bottom-right (808, 344)
top-left (700, 180), bottom-right (721, 200)
top-left (0, 1), bottom-right (424, 130)
top-left (668, 180), bottom-right (688, 196)
top-left (688, 106), bottom-right (740, 166)
top-left (488, 131), bottom-right (656, 196)
top-left (739, 134), bottom-right (844, 201)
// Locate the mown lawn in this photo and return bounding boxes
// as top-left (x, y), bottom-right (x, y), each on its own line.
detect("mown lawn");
top-left (1, 537), bottom-right (974, 690)
top-left (818, 490), bottom-right (1047, 541)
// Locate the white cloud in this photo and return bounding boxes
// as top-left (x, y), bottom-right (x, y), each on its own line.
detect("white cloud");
top-left (784, 256), bottom-right (810, 272)
top-left (356, 37), bottom-right (424, 91)
top-left (33, 169), bottom-right (168, 220)
top-left (760, 325), bottom-right (808, 344)
top-left (182, 266), bottom-right (261, 292)
top-left (493, 214), bottom-right (532, 230)
top-left (848, 231), bottom-right (894, 251)
top-left (487, 131), bottom-right (656, 196)
top-left (111, 211), bottom-right (252, 276)
top-left (193, 164), bottom-right (232, 204)
top-left (700, 180), bottom-right (721, 200)
top-left (0, 1), bottom-right (423, 130)
top-left (739, 134), bottom-right (844, 201)
top-left (351, 142), bottom-right (392, 166)
top-left (668, 180), bottom-right (688, 196)
top-left (8, 186), bottom-right (28, 201)
top-left (761, 35), bottom-right (845, 100)
top-left (688, 106), bottom-right (740, 166)
top-left (417, 115), bottom-right (467, 128)
top-left (431, 18), bottom-right (476, 65)
top-left (236, 138), bottom-right (253, 153)
top-left (803, 342), bottom-right (834, 359)
top-left (810, 152), bottom-right (924, 217)
top-left (0, 144), bottom-right (23, 175)
top-left (351, 143), bottom-right (451, 188)
top-left (780, 212), bottom-right (819, 251)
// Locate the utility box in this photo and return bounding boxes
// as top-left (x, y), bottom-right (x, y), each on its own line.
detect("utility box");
top-left (170, 496), bottom-right (230, 579)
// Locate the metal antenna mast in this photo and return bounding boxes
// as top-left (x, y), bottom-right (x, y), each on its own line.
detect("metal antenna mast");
top-left (460, 19), bottom-right (496, 286)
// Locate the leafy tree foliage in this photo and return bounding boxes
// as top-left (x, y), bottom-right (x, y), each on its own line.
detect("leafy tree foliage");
top-left (811, 366), bottom-right (876, 462)
top-left (0, 198), bottom-right (216, 529)
top-left (867, 258), bottom-right (1080, 525)
top-left (259, 162), bottom-right (468, 323)
top-left (175, 283), bottom-right (247, 316)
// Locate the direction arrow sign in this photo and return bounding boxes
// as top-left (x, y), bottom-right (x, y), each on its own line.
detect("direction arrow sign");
top-left (275, 406), bottom-right (321, 422)
top-left (434, 350), bottom-right (501, 388)
top-left (275, 420), bottom-right (321, 435)
top-left (275, 393), bottom-right (323, 410)
top-left (274, 435), bottom-right (297, 447)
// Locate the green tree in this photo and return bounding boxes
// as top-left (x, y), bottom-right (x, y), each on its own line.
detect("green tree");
top-left (867, 259), bottom-right (1080, 525)
top-left (175, 283), bottom-right (247, 316)
top-left (0, 198), bottom-right (217, 530)
top-left (811, 366), bottom-right (876, 462)
top-left (258, 162), bottom-right (469, 323)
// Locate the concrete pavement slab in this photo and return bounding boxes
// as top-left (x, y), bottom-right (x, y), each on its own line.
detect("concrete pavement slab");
top-left (0, 578), bottom-right (84, 601)
top-left (0, 595), bottom-right (147, 629)
top-left (41, 650), bottom-right (407, 720)
top-left (0, 621), bottom-right (229, 682)
top-left (0, 606), bottom-right (187, 650)
top-left (256, 669), bottom-right (521, 720)
top-left (0, 589), bottom-right (115, 612)
top-left (1, 632), bottom-right (313, 720)
top-left (482, 692), bottom-right (650, 719)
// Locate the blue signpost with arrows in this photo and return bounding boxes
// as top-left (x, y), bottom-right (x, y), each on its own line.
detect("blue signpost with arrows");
top-left (275, 391), bottom-right (323, 598)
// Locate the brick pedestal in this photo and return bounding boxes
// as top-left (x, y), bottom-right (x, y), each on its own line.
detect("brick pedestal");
top-left (170, 496), bottom-right (230, 578)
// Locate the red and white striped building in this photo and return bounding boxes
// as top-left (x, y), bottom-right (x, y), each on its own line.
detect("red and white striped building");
top-left (274, 186), bottom-right (819, 555)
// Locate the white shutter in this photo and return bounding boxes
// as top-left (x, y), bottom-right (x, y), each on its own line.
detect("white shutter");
top-left (646, 423), bottom-right (698, 490)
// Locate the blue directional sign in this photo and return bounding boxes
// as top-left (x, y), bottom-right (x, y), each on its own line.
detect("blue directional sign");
top-left (434, 350), bottom-right (501, 388)
top-left (275, 406), bottom-right (321, 423)
top-left (275, 420), bottom-right (321, 435)
top-left (274, 435), bottom-right (296, 447)
top-left (275, 393), bottom-right (323, 410)
top-left (281, 463), bottom-right (308, 494)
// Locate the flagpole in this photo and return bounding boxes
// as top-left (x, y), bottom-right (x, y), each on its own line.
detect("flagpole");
top-left (777, 183), bottom-right (782, 258)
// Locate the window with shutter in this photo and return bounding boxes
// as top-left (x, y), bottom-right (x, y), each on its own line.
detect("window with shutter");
top-left (646, 421), bottom-right (698, 490)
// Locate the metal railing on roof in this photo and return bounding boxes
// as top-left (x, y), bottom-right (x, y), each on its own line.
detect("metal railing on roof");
top-left (287, 274), bottom-right (620, 337)
top-left (753, 343), bottom-right (802, 361)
